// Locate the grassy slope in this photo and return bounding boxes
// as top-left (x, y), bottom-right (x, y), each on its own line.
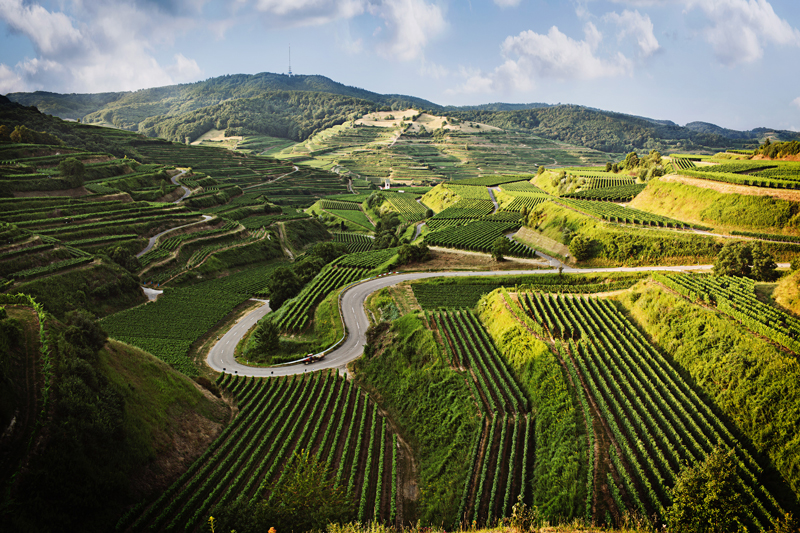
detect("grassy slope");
top-left (420, 183), bottom-right (462, 213)
top-left (10, 260), bottom-right (146, 320)
top-left (774, 270), bottom-right (800, 315)
top-left (629, 178), bottom-right (800, 233)
top-left (98, 339), bottom-right (230, 500)
top-left (283, 217), bottom-right (334, 252)
top-left (532, 171), bottom-right (561, 195)
top-left (6, 317), bottom-right (229, 532)
top-left (351, 313), bottom-right (480, 525)
top-left (616, 281), bottom-right (800, 505)
top-left (531, 201), bottom-right (725, 266)
top-left (477, 291), bottom-right (587, 518)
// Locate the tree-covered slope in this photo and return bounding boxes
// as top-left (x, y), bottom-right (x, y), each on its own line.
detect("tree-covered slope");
top-left (450, 105), bottom-right (800, 153)
top-left (1, 300), bottom-right (230, 532)
top-left (138, 91), bottom-right (381, 142)
top-left (7, 72), bottom-right (438, 129)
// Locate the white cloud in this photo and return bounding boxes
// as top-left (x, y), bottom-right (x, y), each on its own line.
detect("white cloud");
top-left (253, 0), bottom-right (446, 61)
top-left (254, 0), bottom-right (368, 26)
top-left (792, 97), bottom-right (800, 110)
top-left (494, 0), bottom-right (523, 7)
top-left (687, 0), bottom-right (800, 65)
top-left (604, 9), bottom-right (660, 58)
top-left (0, 63), bottom-right (25, 94)
top-left (0, 0), bottom-right (204, 93)
top-left (418, 58), bottom-right (450, 79)
top-left (608, 0), bottom-right (800, 65)
top-left (452, 23), bottom-right (632, 95)
top-left (370, 0), bottom-right (447, 61)
top-left (0, 0), bottom-right (84, 56)
top-left (166, 53), bottom-right (203, 80)
top-left (501, 23), bottom-right (631, 82)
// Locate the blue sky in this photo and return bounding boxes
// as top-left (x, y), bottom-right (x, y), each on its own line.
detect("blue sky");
top-left (1, 0), bottom-right (799, 131)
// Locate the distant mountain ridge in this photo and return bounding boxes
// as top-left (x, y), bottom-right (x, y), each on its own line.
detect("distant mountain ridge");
top-left (7, 73), bottom-right (438, 123)
top-left (5, 71), bottom-right (800, 152)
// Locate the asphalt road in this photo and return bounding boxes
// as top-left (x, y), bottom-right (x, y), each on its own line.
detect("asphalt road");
top-left (205, 262), bottom-right (744, 377)
top-left (171, 169), bottom-right (192, 203)
top-left (136, 214), bottom-right (213, 258)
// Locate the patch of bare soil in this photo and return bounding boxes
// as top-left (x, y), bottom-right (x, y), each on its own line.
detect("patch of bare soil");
top-left (664, 174), bottom-right (800, 202)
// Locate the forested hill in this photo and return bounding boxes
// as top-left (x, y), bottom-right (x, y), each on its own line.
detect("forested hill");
top-left (449, 105), bottom-right (800, 153)
top-left (6, 72), bottom-right (437, 125)
top-left (139, 92), bottom-right (380, 143)
top-left (8, 72), bottom-right (800, 152)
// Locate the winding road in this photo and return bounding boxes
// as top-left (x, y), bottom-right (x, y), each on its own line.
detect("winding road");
top-left (171, 169), bottom-right (192, 203)
top-left (206, 263), bottom-right (734, 377)
top-left (136, 214), bottom-right (214, 258)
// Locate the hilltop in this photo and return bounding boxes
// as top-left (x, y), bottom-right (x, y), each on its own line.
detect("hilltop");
top-left (7, 72), bottom-right (800, 154)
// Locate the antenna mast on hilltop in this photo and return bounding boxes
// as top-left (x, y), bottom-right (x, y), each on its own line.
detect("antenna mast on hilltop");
top-left (288, 44), bottom-right (292, 77)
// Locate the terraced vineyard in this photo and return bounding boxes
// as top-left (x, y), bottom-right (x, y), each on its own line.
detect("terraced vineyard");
top-left (121, 371), bottom-right (400, 532)
top-left (446, 184), bottom-right (493, 200)
top-left (337, 247), bottom-right (400, 268)
top-left (455, 175), bottom-right (535, 187)
top-left (412, 275), bottom-right (642, 309)
top-left (730, 230), bottom-right (800, 243)
top-left (677, 169), bottom-right (799, 189)
top-left (501, 196), bottom-right (548, 213)
top-left (653, 273), bottom-right (800, 354)
top-left (427, 199), bottom-right (495, 229)
top-left (565, 184), bottom-right (646, 201)
top-left (670, 156), bottom-right (697, 170)
top-left (275, 265), bottom-right (368, 332)
top-left (429, 309), bottom-right (530, 527)
top-left (382, 192), bottom-right (428, 222)
top-left (424, 221), bottom-right (535, 258)
top-left (498, 181), bottom-right (548, 195)
top-left (322, 200), bottom-right (363, 211)
top-left (101, 263), bottom-right (283, 375)
top-left (516, 292), bottom-right (786, 526)
top-left (555, 198), bottom-right (703, 229)
top-left (332, 232), bottom-right (374, 253)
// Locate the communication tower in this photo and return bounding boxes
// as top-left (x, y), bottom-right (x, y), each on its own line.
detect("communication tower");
top-left (288, 45), bottom-right (292, 77)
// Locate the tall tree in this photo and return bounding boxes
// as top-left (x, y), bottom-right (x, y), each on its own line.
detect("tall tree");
top-left (714, 242), bottom-right (752, 277)
top-left (667, 447), bottom-right (746, 533)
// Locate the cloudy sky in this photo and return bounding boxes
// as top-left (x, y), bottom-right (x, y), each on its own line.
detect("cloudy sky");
top-left (1, 0), bottom-right (799, 131)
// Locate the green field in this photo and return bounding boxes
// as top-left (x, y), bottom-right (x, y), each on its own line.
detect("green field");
top-left (5, 84), bottom-right (800, 533)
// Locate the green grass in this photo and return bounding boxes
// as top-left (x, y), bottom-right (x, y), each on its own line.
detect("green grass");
top-left (324, 208), bottom-right (375, 230)
top-left (617, 281), bottom-right (800, 505)
top-left (9, 260), bottom-right (146, 320)
top-left (352, 313), bottom-right (480, 525)
top-left (529, 200), bottom-right (738, 266)
top-left (478, 291), bottom-right (587, 518)
top-left (630, 178), bottom-right (800, 233)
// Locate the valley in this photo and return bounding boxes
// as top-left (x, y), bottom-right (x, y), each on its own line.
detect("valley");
top-left (1, 80), bottom-right (800, 533)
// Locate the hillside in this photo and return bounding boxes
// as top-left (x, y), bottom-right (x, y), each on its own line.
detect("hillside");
top-left (0, 296), bottom-right (230, 532)
top-left (9, 72), bottom-right (800, 154)
top-left (7, 72), bottom-right (437, 127)
top-left (138, 92), bottom-right (380, 143)
top-left (449, 105), bottom-right (800, 154)
top-left (4, 79), bottom-right (800, 532)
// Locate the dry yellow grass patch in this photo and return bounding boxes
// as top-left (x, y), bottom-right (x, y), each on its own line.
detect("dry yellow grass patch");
top-left (774, 270), bottom-right (800, 315)
top-left (190, 128), bottom-right (242, 146)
